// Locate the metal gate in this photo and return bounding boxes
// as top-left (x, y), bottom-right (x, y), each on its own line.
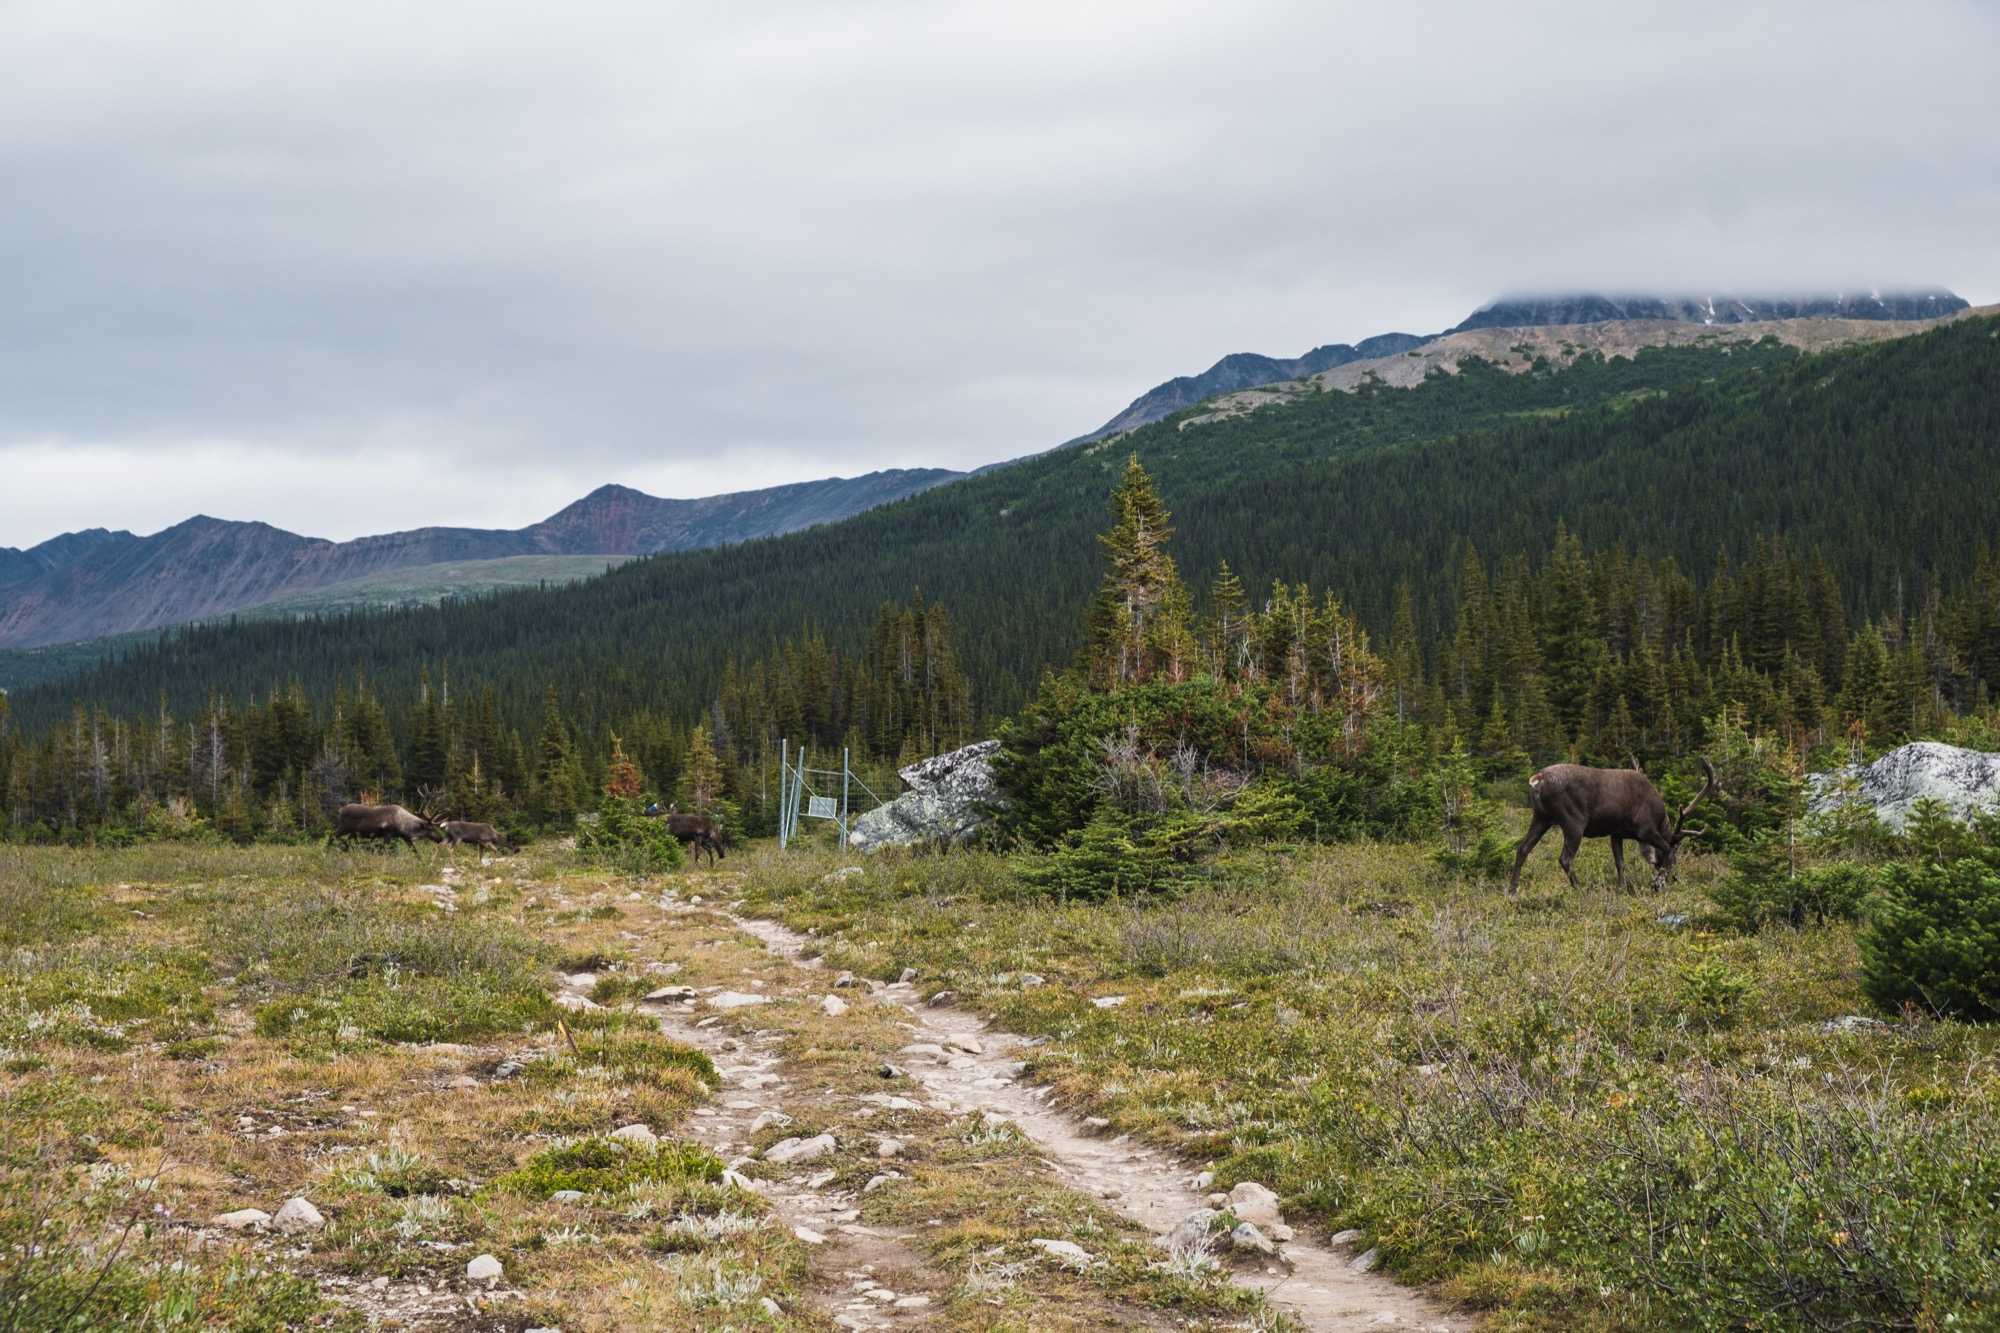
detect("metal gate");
top-left (776, 740), bottom-right (884, 850)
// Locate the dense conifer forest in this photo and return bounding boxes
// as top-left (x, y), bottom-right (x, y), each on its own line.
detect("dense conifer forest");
top-left (4, 314), bottom-right (1999, 841)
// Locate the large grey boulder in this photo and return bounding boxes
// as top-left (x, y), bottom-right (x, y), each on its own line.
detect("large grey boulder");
top-left (1808, 741), bottom-right (2000, 832)
top-left (848, 740), bottom-right (1004, 852)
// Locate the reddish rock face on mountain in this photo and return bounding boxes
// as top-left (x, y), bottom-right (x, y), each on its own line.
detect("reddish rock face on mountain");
top-left (0, 470), bottom-right (960, 649)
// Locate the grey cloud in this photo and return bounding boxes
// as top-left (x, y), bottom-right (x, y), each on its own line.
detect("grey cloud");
top-left (3, 0), bottom-right (1995, 543)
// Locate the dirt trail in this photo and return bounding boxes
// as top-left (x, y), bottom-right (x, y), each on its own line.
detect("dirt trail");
top-left (555, 970), bottom-right (945, 1331)
top-left (723, 907), bottom-right (1471, 1333)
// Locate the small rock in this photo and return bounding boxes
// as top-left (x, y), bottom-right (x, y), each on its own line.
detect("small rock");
top-left (609, 1123), bottom-right (658, 1149)
top-left (721, 1170), bottom-right (755, 1191)
top-left (210, 1208), bottom-right (270, 1231)
top-left (550, 1190), bottom-right (585, 1203)
top-left (1655, 911), bottom-right (1690, 931)
top-left (1190, 1170), bottom-right (1214, 1190)
top-left (943, 1034), bottom-right (982, 1055)
top-left (1228, 1181), bottom-right (1285, 1229)
top-left (709, 991), bottom-right (771, 1009)
top-left (1349, 1246), bottom-right (1381, 1273)
top-left (764, 1133), bottom-right (837, 1165)
top-left (884, 1096), bottom-right (921, 1110)
top-left (1092, 995), bottom-right (1128, 1009)
top-left (1821, 1014), bottom-right (1892, 1033)
top-left (566, 972), bottom-right (598, 989)
top-left (1273, 1224), bottom-right (1295, 1242)
top-left (898, 967), bottom-right (919, 984)
top-left (863, 1287), bottom-right (898, 1303)
top-left (642, 985), bottom-right (695, 1002)
top-left (749, 1110), bottom-right (793, 1134)
top-left (553, 992), bottom-right (602, 1012)
top-left (877, 1062), bottom-right (905, 1079)
top-left (272, 1197), bottom-right (325, 1233)
top-left (823, 866), bottom-right (866, 883)
top-left (1205, 1191), bottom-right (1229, 1208)
top-left (806, 1169), bottom-right (838, 1189)
top-left (1019, 973), bottom-right (1045, 988)
top-left (760, 1296), bottom-right (782, 1316)
top-left (876, 1138), bottom-right (904, 1159)
top-left (493, 1060), bottom-right (523, 1079)
top-left (1231, 1222), bottom-right (1280, 1257)
top-left (371, 1277), bottom-right (390, 1291)
top-left (834, 971), bottom-right (859, 988)
top-left (863, 1172), bottom-right (901, 1193)
top-left (821, 995), bottom-right (850, 1017)
top-left (794, 1225), bottom-right (828, 1245)
top-left (447, 1074), bottom-right (480, 1090)
top-left (1155, 1208), bottom-right (1218, 1251)
top-left (466, 1253), bottom-right (504, 1287)
top-left (893, 1295), bottom-right (932, 1309)
top-left (928, 990), bottom-right (957, 1007)
top-left (1030, 1238), bottom-right (1094, 1269)
top-left (1083, 1116), bottom-right (1111, 1130)
top-left (900, 1042), bottom-right (948, 1059)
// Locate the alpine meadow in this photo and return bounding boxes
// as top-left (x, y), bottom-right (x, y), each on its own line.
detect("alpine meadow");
top-left (8, 5), bottom-right (2000, 1330)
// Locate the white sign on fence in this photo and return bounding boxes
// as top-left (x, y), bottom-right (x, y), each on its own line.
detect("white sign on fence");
top-left (806, 795), bottom-right (839, 819)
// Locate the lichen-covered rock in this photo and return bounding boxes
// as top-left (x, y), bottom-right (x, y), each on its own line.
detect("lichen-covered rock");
top-left (848, 740), bottom-right (1004, 851)
top-left (1809, 742), bottom-right (2000, 831)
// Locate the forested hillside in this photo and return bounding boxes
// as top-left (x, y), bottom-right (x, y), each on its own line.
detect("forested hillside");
top-left (5, 314), bottom-right (2000, 840)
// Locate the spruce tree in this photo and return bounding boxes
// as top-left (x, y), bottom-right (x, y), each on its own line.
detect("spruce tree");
top-left (1084, 456), bottom-right (1188, 689)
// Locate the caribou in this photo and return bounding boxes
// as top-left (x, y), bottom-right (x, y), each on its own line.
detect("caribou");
top-left (1509, 756), bottom-right (1716, 890)
top-left (643, 803), bottom-right (728, 867)
top-left (329, 802), bottom-right (447, 853)
top-left (441, 819), bottom-right (512, 854)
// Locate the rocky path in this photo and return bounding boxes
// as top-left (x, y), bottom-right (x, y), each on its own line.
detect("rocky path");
top-left (556, 969), bottom-right (947, 1330)
top-left (719, 907), bottom-right (1471, 1333)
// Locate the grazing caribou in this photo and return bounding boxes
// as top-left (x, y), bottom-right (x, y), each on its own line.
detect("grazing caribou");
top-left (643, 804), bottom-right (727, 867)
top-left (329, 802), bottom-right (447, 853)
top-left (1510, 757), bottom-right (1716, 890)
top-left (441, 820), bottom-right (512, 854)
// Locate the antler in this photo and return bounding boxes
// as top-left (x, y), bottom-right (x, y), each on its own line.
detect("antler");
top-left (1675, 758), bottom-right (1716, 833)
top-left (415, 784), bottom-right (448, 822)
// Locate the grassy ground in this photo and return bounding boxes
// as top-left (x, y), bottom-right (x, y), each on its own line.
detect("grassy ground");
top-left (0, 843), bottom-right (1276, 1331)
top-left (737, 836), bottom-right (2000, 1331)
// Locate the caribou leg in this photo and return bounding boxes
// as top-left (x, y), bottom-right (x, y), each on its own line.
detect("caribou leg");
top-left (1510, 815), bottom-right (1553, 891)
top-left (1610, 837), bottom-right (1627, 889)
top-left (1556, 825), bottom-right (1584, 888)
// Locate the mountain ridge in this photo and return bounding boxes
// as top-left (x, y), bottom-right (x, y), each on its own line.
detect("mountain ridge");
top-left (0, 469), bottom-right (962, 649)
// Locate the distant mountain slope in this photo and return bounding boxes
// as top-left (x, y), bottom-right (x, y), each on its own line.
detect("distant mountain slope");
top-left (1454, 289), bottom-right (1966, 331)
top-left (17, 312), bottom-right (1999, 740)
top-left (1181, 303), bottom-right (1997, 427)
top-left (1082, 331), bottom-right (1428, 440)
top-left (0, 470), bottom-right (960, 649)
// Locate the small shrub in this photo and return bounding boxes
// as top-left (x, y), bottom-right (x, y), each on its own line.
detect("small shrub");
top-left (1708, 859), bottom-right (1874, 932)
top-left (497, 1136), bottom-right (723, 1198)
top-left (1675, 957), bottom-right (1755, 1029)
top-left (574, 797), bottom-right (684, 876)
top-left (1861, 849), bottom-right (2000, 1019)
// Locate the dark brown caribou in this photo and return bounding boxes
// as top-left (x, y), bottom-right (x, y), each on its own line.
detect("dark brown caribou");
top-left (329, 802), bottom-right (447, 853)
top-left (441, 820), bottom-right (512, 853)
top-left (643, 804), bottom-right (727, 867)
top-left (1509, 757), bottom-right (1716, 890)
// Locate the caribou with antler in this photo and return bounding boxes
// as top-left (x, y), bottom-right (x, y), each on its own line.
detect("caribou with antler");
top-left (1509, 756), bottom-right (1716, 890)
top-left (329, 787), bottom-right (448, 853)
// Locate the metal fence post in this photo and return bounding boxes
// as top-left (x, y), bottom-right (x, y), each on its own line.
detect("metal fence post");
top-left (840, 747), bottom-right (851, 851)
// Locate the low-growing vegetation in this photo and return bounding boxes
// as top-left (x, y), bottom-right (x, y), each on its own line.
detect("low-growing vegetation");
top-left (741, 823), bottom-right (2000, 1331)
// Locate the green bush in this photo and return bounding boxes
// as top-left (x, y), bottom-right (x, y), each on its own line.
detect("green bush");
top-left (496, 1136), bottom-right (722, 1198)
top-left (1015, 807), bottom-right (1204, 901)
top-left (1861, 848), bottom-right (2000, 1019)
top-left (575, 797), bottom-right (684, 875)
top-left (1708, 859), bottom-right (1874, 932)
top-left (1674, 957), bottom-right (1755, 1029)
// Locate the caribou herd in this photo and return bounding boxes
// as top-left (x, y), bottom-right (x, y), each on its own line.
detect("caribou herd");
top-left (330, 757), bottom-right (1714, 890)
top-left (327, 796), bottom-right (727, 863)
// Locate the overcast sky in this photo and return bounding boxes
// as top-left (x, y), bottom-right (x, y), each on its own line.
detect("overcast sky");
top-left (3, 1), bottom-right (1996, 547)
